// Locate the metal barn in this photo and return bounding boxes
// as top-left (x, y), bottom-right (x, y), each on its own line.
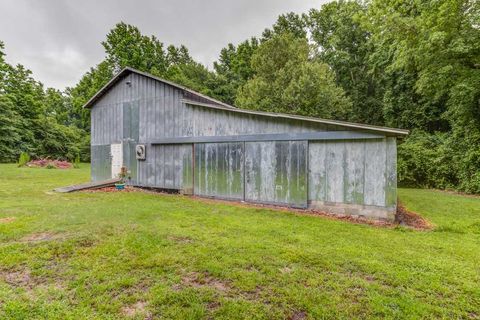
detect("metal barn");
top-left (84, 67), bottom-right (408, 220)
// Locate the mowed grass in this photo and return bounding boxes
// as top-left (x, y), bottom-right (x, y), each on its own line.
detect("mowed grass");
top-left (0, 164), bottom-right (479, 319)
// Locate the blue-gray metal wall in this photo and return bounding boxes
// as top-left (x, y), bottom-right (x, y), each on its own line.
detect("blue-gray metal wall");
top-left (90, 72), bottom-right (397, 219)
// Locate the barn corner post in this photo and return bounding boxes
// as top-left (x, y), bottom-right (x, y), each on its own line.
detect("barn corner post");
top-left (85, 68), bottom-right (408, 221)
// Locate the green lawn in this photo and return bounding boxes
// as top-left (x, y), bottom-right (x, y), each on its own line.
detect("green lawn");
top-left (0, 164), bottom-right (479, 319)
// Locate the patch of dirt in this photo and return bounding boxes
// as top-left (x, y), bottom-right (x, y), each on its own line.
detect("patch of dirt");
top-left (167, 235), bottom-right (193, 244)
top-left (279, 266), bottom-right (293, 274)
top-left (207, 301), bottom-right (221, 311)
top-left (174, 271), bottom-right (230, 293)
top-left (2, 269), bottom-right (32, 287)
top-left (238, 285), bottom-right (263, 301)
top-left (121, 301), bottom-right (151, 318)
top-left (395, 203), bottom-right (433, 230)
top-left (0, 217), bottom-right (16, 224)
top-left (75, 237), bottom-right (97, 248)
top-left (1, 263), bottom-right (71, 300)
top-left (20, 232), bottom-right (60, 242)
top-left (0, 267), bottom-right (48, 295)
top-left (290, 311), bottom-right (307, 320)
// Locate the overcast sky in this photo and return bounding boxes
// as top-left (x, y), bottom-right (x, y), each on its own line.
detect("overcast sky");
top-left (0, 0), bottom-right (330, 90)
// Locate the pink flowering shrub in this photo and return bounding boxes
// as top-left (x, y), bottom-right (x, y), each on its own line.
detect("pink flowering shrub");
top-left (27, 159), bottom-right (72, 169)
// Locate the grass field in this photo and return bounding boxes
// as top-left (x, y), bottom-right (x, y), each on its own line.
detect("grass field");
top-left (0, 164), bottom-right (479, 319)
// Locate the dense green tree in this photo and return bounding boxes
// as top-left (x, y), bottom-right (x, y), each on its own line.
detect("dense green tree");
top-left (103, 22), bottom-right (167, 74)
top-left (308, 1), bottom-right (385, 124)
top-left (0, 96), bottom-right (22, 162)
top-left (213, 38), bottom-right (259, 104)
top-left (262, 12), bottom-right (308, 41)
top-left (166, 44), bottom-right (193, 67)
top-left (33, 115), bottom-right (83, 161)
top-left (365, 0), bottom-right (480, 192)
top-left (0, 42), bottom-right (87, 162)
top-left (236, 33), bottom-right (352, 119)
top-left (67, 61), bottom-right (114, 132)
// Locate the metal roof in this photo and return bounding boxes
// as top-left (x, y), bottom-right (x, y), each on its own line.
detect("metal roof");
top-left (83, 67), bottom-right (409, 137)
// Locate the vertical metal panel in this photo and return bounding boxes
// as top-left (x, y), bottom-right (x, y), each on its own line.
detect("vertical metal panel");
top-left (182, 145), bottom-right (194, 193)
top-left (325, 142), bottom-right (345, 203)
top-left (91, 145), bottom-right (111, 181)
top-left (164, 145), bottom-right (175, 188)
top-left (122, 141), bottom-right (137, 184)
top-left (344, 141), bottom-right (365, 204)
top-left (121, 101), bottom-right (139, 185)
top-left (173, 145), bottom-right (182, 188)
top-left (123, 102), bottom-right (131, 139)
top-left (157, 146), bottom-right (165, 188)
top-left (309, 140), bottom-right (387, 207)
top-left (364, 139), bottom-right (387, 206)
top-left (308, 142), bottom-right (327, 202)
top-left (245, 141), bottom-right (307, 208)
top-left (385, 137), bottom-right (397, 207)
top-left (194, 143), bottom-right (244, 200)
top-left (147, 142), bottom-right (156, 187)
top-left (91, 103), bottom-right (123, 146)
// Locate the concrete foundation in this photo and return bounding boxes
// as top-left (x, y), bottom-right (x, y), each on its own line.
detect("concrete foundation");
top-left (308, 201), bottom-right (396, 221)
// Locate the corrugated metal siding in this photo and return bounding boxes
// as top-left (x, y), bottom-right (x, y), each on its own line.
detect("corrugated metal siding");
top-left (188, 105), bottom-right (332, 137)
top-left (308, 138), bottom-right (396, 208)
top-left (194, 143), bottom-right (244, 200)
top-left (245, 141), bottom-right (308, 208)
top-left (138, 144), bottom-right (191, 190)
top-left (91, 145), bottom-right (111, 181)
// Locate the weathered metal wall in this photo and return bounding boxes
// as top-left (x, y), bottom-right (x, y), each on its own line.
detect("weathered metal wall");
top-left (245, 141), bottom-right (308, 208)
top-left (140, 144), bottom-right (192, 190)
top-left (91, 145), bottom-right (111, 181)
top-left (308, 137), bottom-right (397, 218)
top-left (194, 143), bottom-right (244, 200)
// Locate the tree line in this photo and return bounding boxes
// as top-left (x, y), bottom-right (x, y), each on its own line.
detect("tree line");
top-left (0, 0), bottom-right (479, 192)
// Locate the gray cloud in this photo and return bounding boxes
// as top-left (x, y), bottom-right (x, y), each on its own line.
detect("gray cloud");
top-left (0, 0), bottom-right (328, 89)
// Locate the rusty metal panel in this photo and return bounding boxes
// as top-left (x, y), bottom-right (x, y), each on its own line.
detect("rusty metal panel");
top-left (194, 143), bottom-right (244, 200)
top-left (245, 141), bottom-right (307, 208)
top-left (91, 145), bottom-right (111, 182)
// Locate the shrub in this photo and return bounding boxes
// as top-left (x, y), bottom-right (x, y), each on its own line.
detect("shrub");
top-left (26, 159), bottom-right (72, 169)
top-left (398, 130), bottom-right (455, 189)
top-left (17, 152), bottom-right (30, 167)
top-left (73, 153), bottom-right (81, 169)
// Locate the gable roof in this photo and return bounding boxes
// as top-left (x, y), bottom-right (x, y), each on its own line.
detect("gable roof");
top-left (83, 67), bottom-right (409, 137)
